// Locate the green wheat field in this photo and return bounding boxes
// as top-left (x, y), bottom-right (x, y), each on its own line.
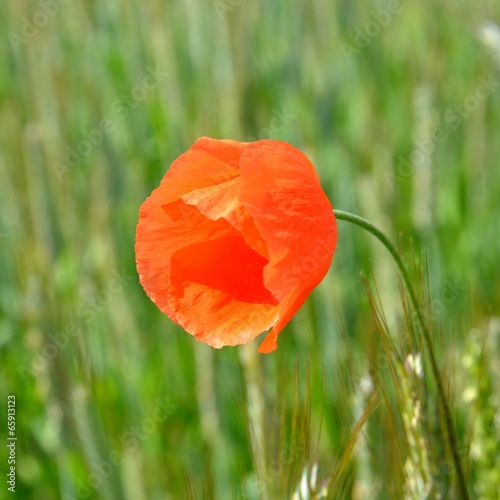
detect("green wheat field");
top-left (1, 1), bottom-right (500, 498)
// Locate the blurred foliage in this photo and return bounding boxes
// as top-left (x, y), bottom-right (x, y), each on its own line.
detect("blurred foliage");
top-left (1, 0), bottom-right (500, 498)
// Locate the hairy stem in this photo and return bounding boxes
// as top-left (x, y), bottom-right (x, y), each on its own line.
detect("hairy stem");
top-left (334, 209), bottom-right (469, 499)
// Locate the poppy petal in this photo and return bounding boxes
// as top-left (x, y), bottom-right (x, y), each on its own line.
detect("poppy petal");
top-left (136, 198), bottom-right (234, 320)
top-left (168, 233), bottom-right (278, 305)
top-left (170, 281), bottom-right (279, 348)
top-left (159, 136), bottom-right (244, 200)
top-left (239, 140), bottom-right (337, 350)
top-left (257, 286), bottom-right (312, 353)
top-left (182, 179), bottom-right (270, 260)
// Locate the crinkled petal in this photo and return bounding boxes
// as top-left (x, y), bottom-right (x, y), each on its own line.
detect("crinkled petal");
top-left (158, 136), bottom-right (245, 199)
top-left (169, 233), bottom-right (278, 305)
top-left (169, 282), bottom-right (280, 348)
top-left (238, 140), bottom-right (337, 351)
top-left (136, 198), bottom-right (233, 320)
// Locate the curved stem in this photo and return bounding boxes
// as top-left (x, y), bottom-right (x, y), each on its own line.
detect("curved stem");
top-left (334, 209), bottom-right (469, 500)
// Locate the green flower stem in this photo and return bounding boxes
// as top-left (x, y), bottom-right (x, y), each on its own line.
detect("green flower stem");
top-left (334, 209), bottom-right (469, 500)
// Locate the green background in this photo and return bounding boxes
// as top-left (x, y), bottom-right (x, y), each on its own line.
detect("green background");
top-left (1, 0), bottom-right (500, 498)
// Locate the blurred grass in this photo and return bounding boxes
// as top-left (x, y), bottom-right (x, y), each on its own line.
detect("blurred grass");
top-left (1, 0), bottom-right (500, 498)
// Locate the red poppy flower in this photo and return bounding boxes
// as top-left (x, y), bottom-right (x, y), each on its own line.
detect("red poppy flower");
top-left (135, 137), bottom-right (336, 353)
